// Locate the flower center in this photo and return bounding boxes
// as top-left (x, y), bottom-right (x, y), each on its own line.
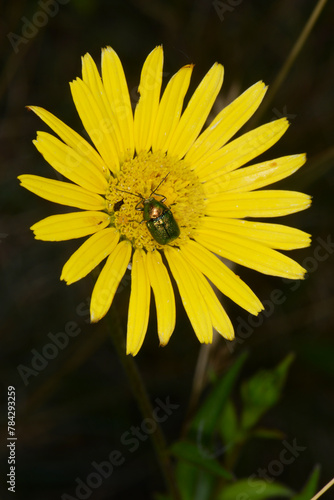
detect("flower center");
top-left (106, 151), bottom-right (205, 251)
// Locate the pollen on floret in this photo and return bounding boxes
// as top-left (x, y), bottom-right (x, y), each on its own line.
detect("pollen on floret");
top-left (105, 151), bottom-right (206, 252)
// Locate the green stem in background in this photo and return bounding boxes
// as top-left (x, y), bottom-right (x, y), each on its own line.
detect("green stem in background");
top-left (107, 305), bottom-right (181, 500)
top-left (251, 0), bottom-right (328, 126)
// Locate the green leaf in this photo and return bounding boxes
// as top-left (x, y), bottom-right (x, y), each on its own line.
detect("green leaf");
top-left (241, 353), bottom-right (294, 430)
top-left (219, 400), bottom-right (239, 444)
top-left (291, 465), bottom-right (321, 500)
top-left (175, 460), bottom-right (197, 500)
top-left (217, 479), bottom-right (293, 500)
top-left (251, 427), bottom-right (285, 440)
top-left (175, 461), bottom-right (216, 500)
top-left (190, 351), bottom-right (248, 442)
top-left (170, 441), bottom-right (233, 480)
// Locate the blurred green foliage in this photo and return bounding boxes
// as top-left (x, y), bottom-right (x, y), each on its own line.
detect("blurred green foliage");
top-left (168, 354), bottom-right (320, 500)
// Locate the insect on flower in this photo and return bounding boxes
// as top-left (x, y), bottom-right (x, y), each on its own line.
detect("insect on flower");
top-left (117, 173), bottom-right (180, 246)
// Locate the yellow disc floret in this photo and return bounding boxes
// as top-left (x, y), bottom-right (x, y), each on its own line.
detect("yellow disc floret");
top-left (105, 151), bottom-right (205, 252)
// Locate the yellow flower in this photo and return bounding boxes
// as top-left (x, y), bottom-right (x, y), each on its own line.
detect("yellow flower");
top-left (19, 46), bottom-right (311, 355)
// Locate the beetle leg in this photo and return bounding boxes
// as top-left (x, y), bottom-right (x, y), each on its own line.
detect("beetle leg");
top-left (135, 200), bottom-right (144, 211)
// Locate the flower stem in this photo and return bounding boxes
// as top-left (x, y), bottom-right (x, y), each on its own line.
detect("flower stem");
top-left (311, 478), bottom-right (334, 500)
top-left (107, 304), bottom-right (181, 500)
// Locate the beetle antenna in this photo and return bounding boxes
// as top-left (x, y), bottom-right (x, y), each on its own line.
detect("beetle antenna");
top-left (115, 187), bottom-right (144, 200)
top-left (150, 172), bottom-right (170, 196)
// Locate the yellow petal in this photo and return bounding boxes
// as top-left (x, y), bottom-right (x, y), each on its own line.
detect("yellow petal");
top-left (127, 249), bottom-right (151, 356)
top-left (205, 190), bottom-right (311, 218)
top-left (181, 240), bottom-right (263, 315)
top-left (168, 63), bottom-right (224, 159)
top-left (70, 77), bottom-right (120, 173)
top-left (102, 46), bottom-right (134, 160)
top-left (134, 46), bottom-right (163, 153)
top-left (196, 118), bottom-right (289, 179)
top-left (151, 64), bottom-right (193, 153)
top-left (81, 52), bottom-right (128, 163)
top-left (164, 247), bottom-right (212, 343)
top-left (192, 272), bottom-right (234, 340)
top-left (33, 132), bottom-right (109, 194)
top-left (146, 250), bottom-right (176, 346)
top-left (61, 228), bottom-right (119, 284)
top-left (31, 211), bottom-right (110, 241)
top-left (201, 217), bottom-right (311, 250)
top-left (204, 154), bottom-right (306, 198)
top-left (195, 228), bottom-right (307, 279)
top-left (185, 81), bottom-right (267, 166)
top-left (28, 106), bottom-right (108, 177)
top-left (18, 175), bottom-right (106, 211)
top-left (90, 240), bottom-right (132, 322)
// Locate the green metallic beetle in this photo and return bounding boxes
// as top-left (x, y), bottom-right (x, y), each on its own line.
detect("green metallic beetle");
top-left (116, 173), bottom-right (180, 245)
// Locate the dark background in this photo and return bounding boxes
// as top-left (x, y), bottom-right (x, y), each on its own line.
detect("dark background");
top-left (1, 0), bottom-right (333, 498)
